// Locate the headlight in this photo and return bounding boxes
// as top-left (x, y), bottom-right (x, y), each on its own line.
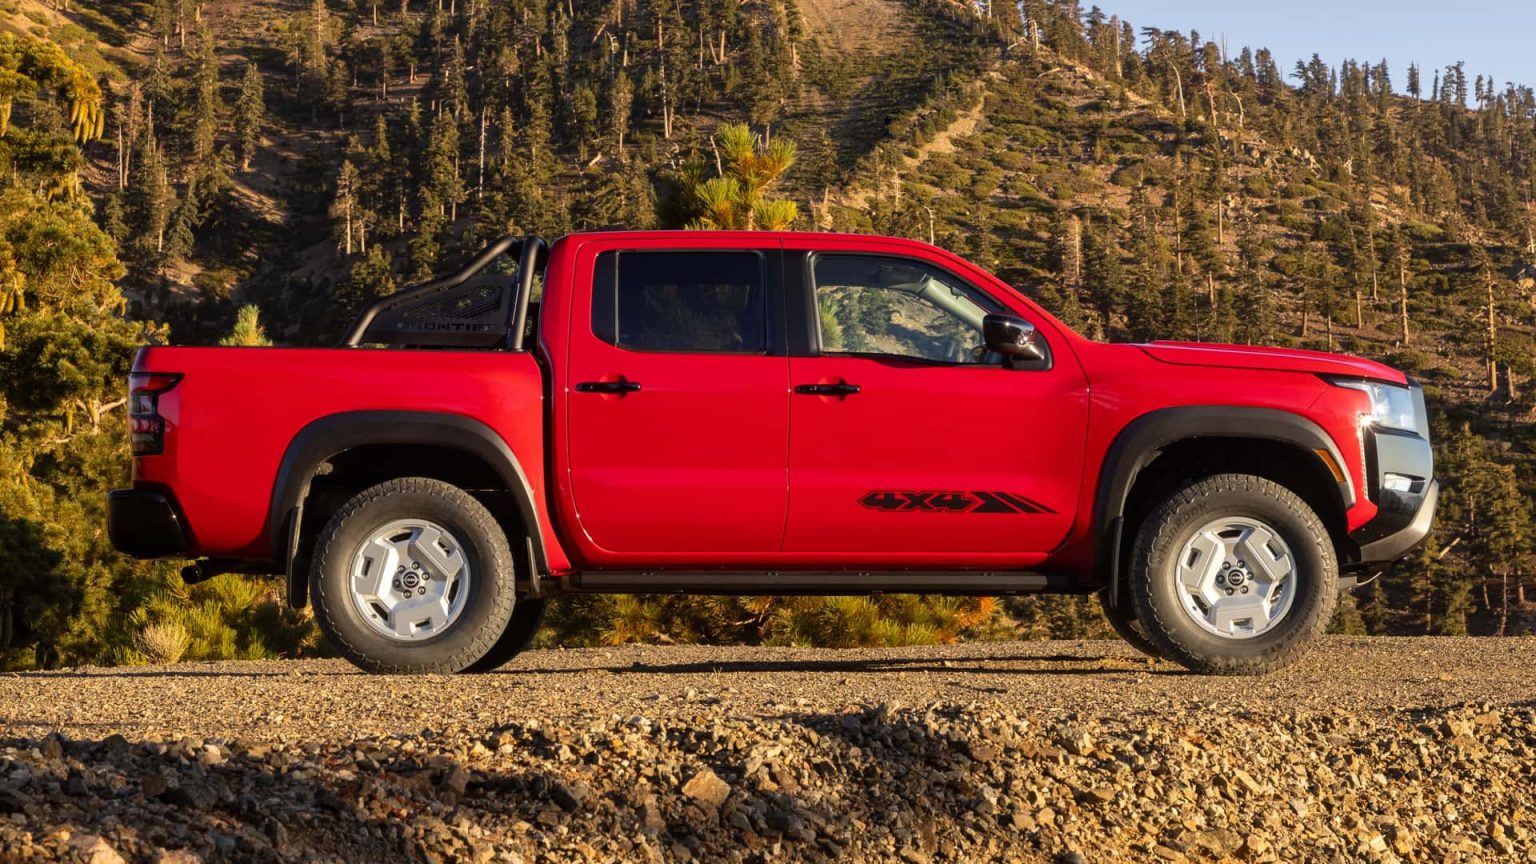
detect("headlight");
top-left (1331, 379), bottom-right (1417, 431)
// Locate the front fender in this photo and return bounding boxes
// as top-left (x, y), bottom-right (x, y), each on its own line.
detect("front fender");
top-left (1093, 406), bottom-right (1356, 605)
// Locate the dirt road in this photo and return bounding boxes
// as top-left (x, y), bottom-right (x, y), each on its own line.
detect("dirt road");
top-left (2, 638), bottom-right (1533, 862)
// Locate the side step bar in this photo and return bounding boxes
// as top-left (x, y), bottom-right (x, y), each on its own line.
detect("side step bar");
top-left (566, 570), bottom-right (1088, 596)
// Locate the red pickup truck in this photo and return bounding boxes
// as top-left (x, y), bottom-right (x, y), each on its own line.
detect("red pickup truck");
top-left (108, 231), bottom-right (1436, 675)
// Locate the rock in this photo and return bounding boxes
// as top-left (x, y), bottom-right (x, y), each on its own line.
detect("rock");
top-left (439, 765), bottom-right (471, 802)
top-left (1055, 726), bottom-right (1094, 756)
top-left (639, 801), bottom-right (666, 833)
top-left (1191, 828), bottom-right (1243, 857)
top-left (1232, 770), bottom-right (1265, 795)
top-left (680, 769), bottom-right (730, 809)
top-left (164, 782), bottom-right (218, 811)
top-left (40, 734), bottom-right (64, 762)
top-left (1441, 718), bottom-right (1475, 738)
top-left (1079, 786), bottom-right (1115, 806)
top-left (967, 741), bottom-right (1001, 763)
top-left (1240, 833), bottom-right (1272, 859)
top-left (765, 810), bottom-right (812, 841)
top-left (551, 781), bottom-right (587, 812)
top-left (140, 771), bottom-right (170, 800)
top-left (152, 851), bottom-right (204, 864)
top-left (67, 834), bottom-right (125, 864)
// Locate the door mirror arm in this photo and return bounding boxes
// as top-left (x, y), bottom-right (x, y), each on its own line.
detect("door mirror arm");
top-left (983, 314), bottom-right (1052, 371)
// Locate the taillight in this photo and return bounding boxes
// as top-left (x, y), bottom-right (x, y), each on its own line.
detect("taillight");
top-left (129, 372), bottom-right (181, 456)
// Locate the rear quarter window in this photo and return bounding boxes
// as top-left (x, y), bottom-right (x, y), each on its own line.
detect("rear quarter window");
top-left (592, 250), bottom-right (767, 353)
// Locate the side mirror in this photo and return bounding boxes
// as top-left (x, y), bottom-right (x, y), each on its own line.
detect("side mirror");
top-left (983, 314), bottom-right (1050, 369)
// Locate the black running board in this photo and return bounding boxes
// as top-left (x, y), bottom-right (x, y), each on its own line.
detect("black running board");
top-left (565, 570), bottom-right (1088, 596)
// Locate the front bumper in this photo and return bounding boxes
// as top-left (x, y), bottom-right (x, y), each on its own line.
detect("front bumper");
top-left (1349, 417), bottom-right (1437, 565)
top-left (107, 489), bottom-right (191, 558)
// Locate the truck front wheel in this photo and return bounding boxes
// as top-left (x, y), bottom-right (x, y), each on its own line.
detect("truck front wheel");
top-left (1097, 590), bottom-right (1161, 660)
top-left (311, 477), bottom-right (517, 674)
top-left (1129, 474), bottom-right (1337, 675)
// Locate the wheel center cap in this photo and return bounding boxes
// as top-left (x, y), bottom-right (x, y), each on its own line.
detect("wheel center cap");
top-left (402, 572), bottom-right (421, 589)
top-left (1227, 568), bottom-right (1247, 587)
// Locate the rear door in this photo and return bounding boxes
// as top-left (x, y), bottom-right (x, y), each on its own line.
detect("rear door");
top-left (564, 242), bottom-right (789, 562)
top-left (784, 245), bottom-right (1089, 562)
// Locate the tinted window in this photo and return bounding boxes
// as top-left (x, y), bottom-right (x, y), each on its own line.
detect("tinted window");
top-left (592, 251), bottom-right (767, 353)
top-left (812, 254), bottom-right (1001, 364)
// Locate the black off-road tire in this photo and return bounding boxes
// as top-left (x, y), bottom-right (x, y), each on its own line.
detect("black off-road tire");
top-left (1129, 474), bottom-right (1337, 676)
top-left (1097, 590), bottom-right (1162, 659)
top-left (462, 596), bottom-right (548, 673)
top-left (311, 477), bottom-right (517, 674)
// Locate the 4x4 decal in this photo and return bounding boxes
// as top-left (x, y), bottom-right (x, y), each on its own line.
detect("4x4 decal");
top-left (858, 491), bottom-right (1055, 514)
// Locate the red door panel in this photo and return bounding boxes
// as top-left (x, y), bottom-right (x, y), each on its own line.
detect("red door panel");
top-left (785, 356), bottom-right (1088, 557)
top-left (564, 246), bottom-right (789, 560)
top-left (783, 246), bottom-right (1090, 561)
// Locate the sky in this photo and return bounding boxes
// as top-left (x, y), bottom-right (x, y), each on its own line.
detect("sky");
top-left (1101, 0), bottom-right (1533, 95)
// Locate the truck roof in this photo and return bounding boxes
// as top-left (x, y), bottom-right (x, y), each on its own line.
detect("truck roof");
top-left (556, 229), bottom-right (948, 250)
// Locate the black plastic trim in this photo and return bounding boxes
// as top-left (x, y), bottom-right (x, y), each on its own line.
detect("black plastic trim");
top-left (1357, 479), bottom-right (1438, 564)
top-left (1094, 406), bottom-right (1356, 607)
top-left (108, 489), bottom-right (192, 558)
top-left (1348, 398), bottom-right (1436, 564)
top-left (567, 570), bottom-right (1084, 596)
top-left (339, 235), bottom-right (525, 345)
top-left (267, 411), bottom-right (549, 605)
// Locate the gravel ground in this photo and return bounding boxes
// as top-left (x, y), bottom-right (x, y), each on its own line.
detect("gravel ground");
top-left (1, 637), bottom-right (1533, 863)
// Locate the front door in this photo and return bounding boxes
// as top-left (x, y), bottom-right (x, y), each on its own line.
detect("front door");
top-left (565, 246), bottom-right (789, 560)
top-left (784, 250), bottom-right (1088, 561)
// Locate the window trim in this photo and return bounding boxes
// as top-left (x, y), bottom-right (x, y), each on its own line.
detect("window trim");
top-left (592, 248), bottom-right (774, 356)
top-left (803, 251), bottom-right (1006, 367)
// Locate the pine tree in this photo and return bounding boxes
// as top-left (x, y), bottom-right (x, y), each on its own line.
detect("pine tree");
top-left (129, 133), bottom-right (175, 259)
top-left (656, 124), bottom-right (798, 230)
top-left (1081, 219), bottom-right (1125, 338)
top-left (219, 305), bottom-right (272, 346)
top-left (608, 70), bottom-right (633, 159)
top-left (235, 62), bottom-right (265, 172)
top-left (424, 109), bottom-right (465, 223)
top-left (331, 159), bottom-right (360, 256)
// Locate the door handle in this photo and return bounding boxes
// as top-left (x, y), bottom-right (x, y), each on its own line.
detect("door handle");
top-left (795, 383), bottom-right (861, 397)
top-left (576, 380), bottom-right (642, 394)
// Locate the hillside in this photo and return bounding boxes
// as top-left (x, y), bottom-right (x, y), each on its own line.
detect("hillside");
top-left (3, 0), bottom-right (1536, 668)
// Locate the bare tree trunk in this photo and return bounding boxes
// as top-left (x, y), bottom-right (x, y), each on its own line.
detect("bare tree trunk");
top-left (1399, 262), bottom-right (1410, 344)
top-left (1487, 269), bottom-right (1499, 392)
top-left (1171, 65), bottom-right (1186, 119)
top-left (477, 107), bottom-right (487, 201)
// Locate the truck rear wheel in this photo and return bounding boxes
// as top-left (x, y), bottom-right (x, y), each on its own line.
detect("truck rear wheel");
top-left (311, 477), bottom-right (516, 674)
top-left (1129, 474), bottom-right (1337, 675)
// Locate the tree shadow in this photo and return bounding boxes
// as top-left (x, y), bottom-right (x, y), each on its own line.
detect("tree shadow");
top-left (7, 668), bottom-right (303, 680)
top-left (504, 650), bottom-right (1182, 678)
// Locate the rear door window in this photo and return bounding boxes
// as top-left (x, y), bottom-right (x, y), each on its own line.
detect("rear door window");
top-left (592, 251), bottom-right (767, 353)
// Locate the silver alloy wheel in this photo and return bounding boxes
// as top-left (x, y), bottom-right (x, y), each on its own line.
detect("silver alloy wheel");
top-left (1173, 516), bottom-right (1297, 640)
top-left (349, 519), bottom-right (471, 642)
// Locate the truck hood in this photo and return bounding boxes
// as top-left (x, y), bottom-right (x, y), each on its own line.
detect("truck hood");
top-left (1137, 341), bottom-right (1408, 385)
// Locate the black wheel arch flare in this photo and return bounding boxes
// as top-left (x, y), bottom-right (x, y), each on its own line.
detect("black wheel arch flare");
top-left (267, 410), bottom-right (548, 608)
top-left (1093, 406), bottom-right (1355, 608)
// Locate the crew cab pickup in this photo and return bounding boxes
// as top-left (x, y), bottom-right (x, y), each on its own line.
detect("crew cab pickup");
top-left (108, 232), bottom-right (1437, 675)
